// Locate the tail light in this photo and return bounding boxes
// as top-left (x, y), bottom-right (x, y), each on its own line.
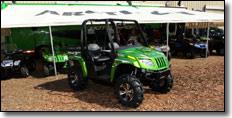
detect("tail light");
top-left (23, 50), bottom-right (35, 53)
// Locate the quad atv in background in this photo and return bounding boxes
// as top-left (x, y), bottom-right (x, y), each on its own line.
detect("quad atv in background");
top-left (208, 28), bottom-right (224, 55)
top-left (169, 37), bottom-right (209, 59)
top-left (197, 27), bottom-right (224, 56)
top-left (67, 19), bottom-right (173, 108)
top-left (1, 44), bottom-right (35, 79)
top-left (39, 44), bottom-right (69, 77)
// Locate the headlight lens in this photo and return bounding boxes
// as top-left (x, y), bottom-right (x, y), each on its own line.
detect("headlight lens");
top-left (140, 59), bottom-right (154, 67)
top-left (194, 44), bottom-right (200, 48)
top-left (64, 56), bottom-right (69, 60)
top-left (14, 60), bottom-right (21, 66)
top-left (48, 57), bottom-right (53, 62)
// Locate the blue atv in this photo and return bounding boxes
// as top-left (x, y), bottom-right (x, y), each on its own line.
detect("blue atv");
top-left (169, 38), bottom-right (209, 59)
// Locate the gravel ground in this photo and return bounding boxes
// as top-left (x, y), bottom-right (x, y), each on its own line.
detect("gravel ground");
top-left (1, 56), bottom-right (224, 111)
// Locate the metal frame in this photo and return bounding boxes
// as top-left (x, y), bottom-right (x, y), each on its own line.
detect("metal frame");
top-left (166, 23), bottom-right (169, 59)
top-left (49, 26), bottom-right (58, 79)
top-left (206, 22), bottom-right (210, 58)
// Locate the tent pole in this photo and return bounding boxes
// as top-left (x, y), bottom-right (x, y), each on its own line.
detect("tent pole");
top-left (166, 23), bottom-right (169, 59)
top-left (206, 22), bottom-right (210, 59)
top-left (49, 26), bottom-right (58, 80)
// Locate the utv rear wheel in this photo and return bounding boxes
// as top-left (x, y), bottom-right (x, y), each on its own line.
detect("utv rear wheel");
top-left (68, 66), bottom-right (87, 91)
top-left (217, 48), bottom-right (224, 56)
top-left (21, 65), bottom-right (29, 78)
top-left (43, 64), bottom-right (50, 77)
top-left (150, 74), bottom-right (173, 94)
top-left (115, 74), bottom-right (144, 108)
top-left (200, 50), bottom-right (210, 58)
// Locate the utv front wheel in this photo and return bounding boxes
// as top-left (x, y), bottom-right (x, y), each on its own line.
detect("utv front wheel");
top-left (1, 68), bottom-right (7, 80)
top-left (68, 66), bottom-right (87, 91)
top-left (115, 74), bottom-right (144, 108)
top-left (43, 64), bottom-right (50, 77)
top-left (150, 74), bottom-right (173, 94)
top-left (185, 50), bottom-right (195, 59)
top-left (21, 65), bottom-right (29, 78)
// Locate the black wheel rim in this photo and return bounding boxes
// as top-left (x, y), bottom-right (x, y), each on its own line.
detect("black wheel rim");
top-left (119, 83), bottom-right (134, 102)
top-left (159, 79), bottom-right (165, 87)
top-left (70, 72), bottom-right (79, 86)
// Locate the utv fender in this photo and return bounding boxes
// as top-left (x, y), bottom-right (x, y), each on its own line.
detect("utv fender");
top-left (71, 57), bottom-right (88, 77)
top-left (110, 63), bottom-right (138, 83)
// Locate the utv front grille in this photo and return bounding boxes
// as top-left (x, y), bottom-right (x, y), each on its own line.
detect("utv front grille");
top-left (54, 57), bottom-right (64, 61)
top-left (154, 57), bottom-right (166, 68)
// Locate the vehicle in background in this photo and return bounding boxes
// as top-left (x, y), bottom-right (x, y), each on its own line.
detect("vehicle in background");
top-left (169, 36), bottom-right (209, 59)
top-left (208, 28), bottom-right (224, 55)
top-left (39, 44), bottom-right (69, 77)
top-left (194, 27), bottom-right (224, 56)
top-left (1, 44), bottom-right (35, 79)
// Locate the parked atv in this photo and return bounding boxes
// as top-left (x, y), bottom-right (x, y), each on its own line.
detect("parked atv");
top-left (40, 44), bottom-right (69, 77)
top-left (1, 48), bottom-right (35, 79)
top-left (169, 38), bottom-right (209, 59)
top-left (208, 28), bottom-right (224, 55)
top-left (67, 19), bottom-right (173, 108)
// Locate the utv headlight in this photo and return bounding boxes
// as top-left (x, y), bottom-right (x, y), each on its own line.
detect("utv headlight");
top-left (14, 60), bottom-right (21, 66)
top-left (194, 44), bottom-right (200, 48)
top-left (48, 57), bottom-right (53, 62)
top-left (64, 56), bottom-right (69, 60)
top-left (140, 59), bottom-right (154, 67)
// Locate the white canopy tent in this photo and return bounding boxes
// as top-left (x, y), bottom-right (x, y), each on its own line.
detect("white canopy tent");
top-left (1, 5), bottom-right (224, 28)
top-left (1, 4), bottom-right (224, 79)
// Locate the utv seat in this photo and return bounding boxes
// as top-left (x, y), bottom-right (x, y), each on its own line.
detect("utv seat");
top-left (88, 44), bottom-right (110, 65)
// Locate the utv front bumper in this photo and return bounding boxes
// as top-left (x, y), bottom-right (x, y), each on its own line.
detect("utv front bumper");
top-left (144, 65), bottom-right (172, 80)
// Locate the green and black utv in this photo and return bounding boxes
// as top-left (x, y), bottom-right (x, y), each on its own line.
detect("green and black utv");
top-left (40, 44), bottom-right (69, 77)
top-left (67, 19), bottom-right (173, 108)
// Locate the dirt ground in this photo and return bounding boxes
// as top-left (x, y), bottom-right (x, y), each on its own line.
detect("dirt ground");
top-left (1, 55), bottom-right (224, 111)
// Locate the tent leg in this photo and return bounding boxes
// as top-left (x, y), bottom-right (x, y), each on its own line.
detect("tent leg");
top-left (166, 23), bottom-right (169, 59)
top-left (49, 26), bottom-right (58, 80)
top-left (206, 22), bottom-right (210, 59)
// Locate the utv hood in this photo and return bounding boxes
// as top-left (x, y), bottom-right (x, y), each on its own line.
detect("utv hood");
top-left (118, 46), bottom-right (165, 58)
top-left (116, 46), bottom-right (169, 70)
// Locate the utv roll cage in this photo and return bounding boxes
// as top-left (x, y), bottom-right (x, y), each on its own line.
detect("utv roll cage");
top-left (80, 19), bottom-right (149, 53)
